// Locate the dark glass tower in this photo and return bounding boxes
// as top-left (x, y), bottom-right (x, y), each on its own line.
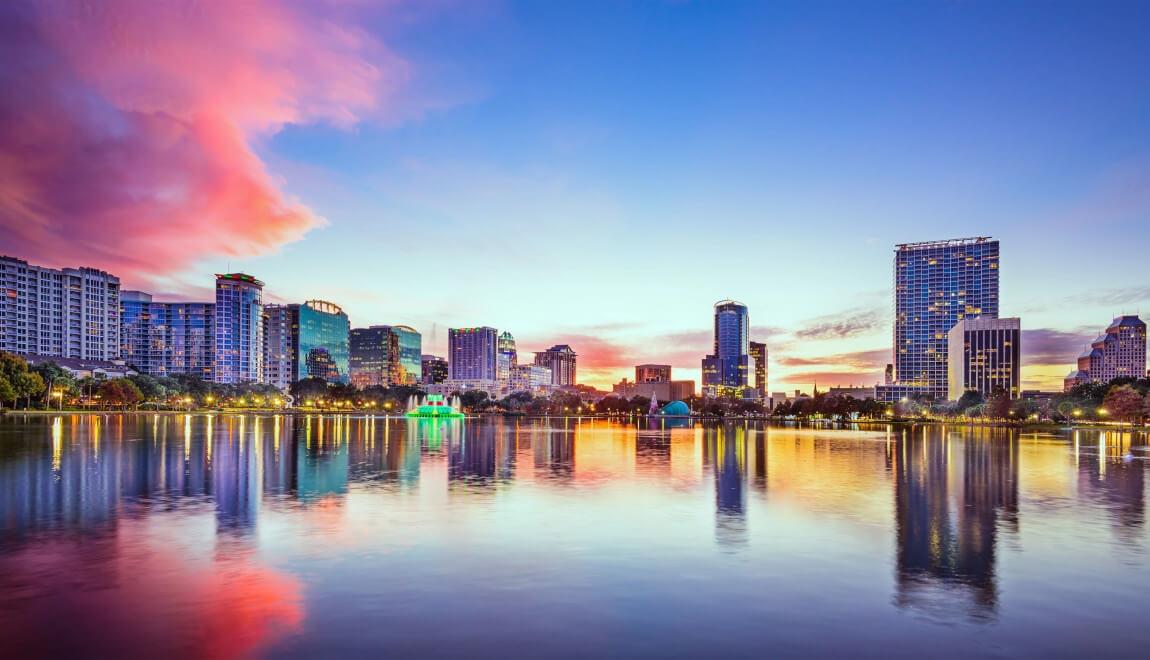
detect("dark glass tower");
top-left (702, 299), bottom-right (751, 396)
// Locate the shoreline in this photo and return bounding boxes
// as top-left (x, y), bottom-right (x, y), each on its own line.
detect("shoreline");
top-left (2, 409), bottom-right (1146, 432)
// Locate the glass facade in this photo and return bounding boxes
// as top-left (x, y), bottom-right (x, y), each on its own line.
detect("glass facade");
top-left (213, 273), bottom-right (264, 384)
top-left (702, 300), bottom-right (751, 394)
top-left (497, 331), bottom-right (517, 383)
top-left (348, 325), bottom-right (421, 387)
top-left (296, 301), bottom-right (350, 384)
top-left (121, 291), bottom-right (213, 379)
top-left (391, 325), bottom-right (423, 385)
top-left (881, 238), bottom-right (999, 401)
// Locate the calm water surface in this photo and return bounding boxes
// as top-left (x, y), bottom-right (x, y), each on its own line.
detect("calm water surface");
top-left (1, 414), bottom-right (1149, 658)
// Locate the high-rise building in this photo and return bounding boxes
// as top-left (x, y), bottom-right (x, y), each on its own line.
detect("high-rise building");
top-left (0, 256), bottom-right (121, 360)
top-left (497, 331), bottom-right (517, 383)
top-left (947, 317), bottom-right (1021, 400)
top-left (349, 326), bottom-right (395, 388)
top-left (636, 364), bottom-right (672, 383)
top-left (449, 327), bottom-right (499, 381)
top-left (877, 237), bottom-right (1000, 402)
top-left (1065, 315), bottom-right (1147, 390)
top-left (749, 341), bottom-right (768, 394)
top-left (390, 326), bottom-right (423, 385)
top-left (263, 305), bottom-right (294, 391)
top-left (884, 364), bottom-right (894, 385)
top-left (296, 300), bottom-right (350, 384)
top-left (534, 344), bottom-right (577, 386)
top-left (213, 273), bottom-right (265, 384)
top-left (262, 301), bottom-right (350, 386)
top-left (702, 300), bottom-right (751, 397)
top-left (349, 325), bottom-right (421, 387)
top-left (421, 354), bottom-right (448, 384)
top-left (120, 291), bottom-right (214, 379)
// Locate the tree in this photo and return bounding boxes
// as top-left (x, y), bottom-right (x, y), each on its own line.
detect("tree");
top-left (15, 371), bottom-right (45, 409)
top-left (291, 377), bottom-right (330, 404)
top-left (954, 390), bottom-right (985, 415)
top-left (32, 361), bottom-right (73, 406)
top-left (0, 376), bottom-right (14, 409)
top-left (1103, 384), bottom-right (1144, 425)
top-left (986, 388), bottom-right (1012, 420)
top-left (97, 379), bottom-right (143, 410)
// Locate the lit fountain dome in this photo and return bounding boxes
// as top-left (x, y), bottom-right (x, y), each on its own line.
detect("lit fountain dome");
top-left (405, 393), bottom-right (465, 418)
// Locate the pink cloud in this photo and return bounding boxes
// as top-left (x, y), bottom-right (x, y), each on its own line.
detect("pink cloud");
top-left (0, 0), bottom-right (409, 285)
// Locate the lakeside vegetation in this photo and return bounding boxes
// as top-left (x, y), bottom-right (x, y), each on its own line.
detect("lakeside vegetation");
top-left (5, 351), bottom-right (1150, 427)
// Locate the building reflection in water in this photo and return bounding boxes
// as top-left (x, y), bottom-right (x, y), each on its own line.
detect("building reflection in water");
top-left (533, 419), bottom-right (575, 483)
top-left (700, 423), bottom-right (767, 550)
top-left (1074, 430), bottom-right (1145, 542)
top-left (892, 425), bottom-right (1019, 621)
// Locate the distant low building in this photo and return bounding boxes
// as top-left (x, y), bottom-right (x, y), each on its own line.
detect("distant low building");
top-left (510, 364), bottom-right (552, 393)
top-left (827, 386), bottom-right (876, 400)
top-left (635, 364), bottom-right (672, 383)
top-left (613, 378), bottom-right (694, 402)
top-left (20, 354), bottom-right (137, 380)
top-left (1065, 315), bottom-right (1146, 390)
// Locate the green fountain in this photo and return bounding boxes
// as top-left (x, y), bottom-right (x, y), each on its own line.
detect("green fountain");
top-left (405, 394), bottom-right (465, 418)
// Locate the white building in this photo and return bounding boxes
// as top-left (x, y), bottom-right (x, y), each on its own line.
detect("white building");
top-left (0, 256), bottom-right (121, 360)
top-left (509, 364), bottom-right (552, 393)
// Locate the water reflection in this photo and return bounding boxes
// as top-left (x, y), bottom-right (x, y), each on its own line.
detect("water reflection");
top-left (1, 415), bottom-right (1148, 657)
top-left (892, 426), bottom-right (1019, 621)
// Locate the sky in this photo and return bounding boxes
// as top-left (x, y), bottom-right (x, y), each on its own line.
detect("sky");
top-left (2, 0), bottom-right (1149, 392)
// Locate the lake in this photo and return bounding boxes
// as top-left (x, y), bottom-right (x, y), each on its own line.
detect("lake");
top-left (1, 414), bottom-right (1148, 658)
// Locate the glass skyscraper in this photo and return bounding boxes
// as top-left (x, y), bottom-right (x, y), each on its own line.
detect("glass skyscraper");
top-left (120, 291), bottom-right (214, 379)
top-left (878, 237), bottom-right (1000, 401)
top-left (348, 325), bottom-right (421, 387)
top-left (213, 273), bottom-right (264, 384)
top-left (497, 331), bottom-right (517, 383)
top-left (702, 300), bottom-right (751, 396)
top-left (296, 300), bottom-right (350, 384)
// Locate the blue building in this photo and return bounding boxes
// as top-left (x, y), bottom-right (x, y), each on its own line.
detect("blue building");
top-left (702, 300), bottom-right (752, 397)
top-left (877, 237), bottom-right (1000, 402)
top-left (120, 291), bottom-right (214, 379)
top-left (449, 327), bottom-right (499, 381)
top-left (213, 273), bottom-right (265, 384)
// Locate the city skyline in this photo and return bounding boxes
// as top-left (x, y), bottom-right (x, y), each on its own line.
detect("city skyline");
top-left (3, 2), bottom-right (1150, 392)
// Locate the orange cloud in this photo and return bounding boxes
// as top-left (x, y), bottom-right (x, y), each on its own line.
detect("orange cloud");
top-left (0, 1), bottom-right (409, 285)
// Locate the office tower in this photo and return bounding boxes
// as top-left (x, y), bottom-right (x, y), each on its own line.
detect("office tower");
top-left (449, 327), bottom-right (499, 381)
top-left (389, 326), bottom-right (423, 384)
top-left (263, 305), bottom-right (293, 391)
top-left (749, 341), bottom-right (768, 393)
top-left (877, 237), bottom-right (1000, 401)
top-left (213, 273), bottom-right (265, 384)
top-left (120, 291), bottom-right (214, 379)
top-left (947, 317), bottom-right (1021, 400)
top-left (421, 354), bottom-right (448, 384)
top-left (349, 325), bottom-right (421, 387)
top-left (296, 301), bottom-right (350, 383)
top-left (534, 344), bottom-right (577, 386)
top-left (350, 327), bottom-right (395, 388)
top-left (510, 364), bottom-right (552, 392)
top-left (1065, 315), bottom-right (1147, 390)
top-left (885, 364), bottom-right (894, 385)
top-left (701, 299), bottom-right (751, 397)
top-left (636, 364), bottom-right (672, 383)
top-left (0, 256), bottom-right (121, 360)
top-left (497, 331), bottom-right (517, 383)
top-left (263, 301), bottom-right (350, 386)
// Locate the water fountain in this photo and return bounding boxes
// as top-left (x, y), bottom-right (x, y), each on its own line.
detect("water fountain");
top-left (405, 393), bottom-right (465, 418)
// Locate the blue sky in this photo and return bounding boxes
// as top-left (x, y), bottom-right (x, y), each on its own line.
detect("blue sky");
top-left (171, 0), bottom-right (1150, 390)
